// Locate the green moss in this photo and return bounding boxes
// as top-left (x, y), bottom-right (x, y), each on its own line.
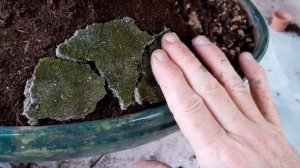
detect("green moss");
top-left (24, 18), bottom-right (168, 124)
top-left (24, 58), bottom-right (106, 122)
top-left (137, 29), bottom-right (170, 104)
top-left (57, 18), bottom-right (154, 109)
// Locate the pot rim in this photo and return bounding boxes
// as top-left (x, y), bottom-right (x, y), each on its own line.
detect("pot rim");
top-left (0, 0), bottom-right (269, 162)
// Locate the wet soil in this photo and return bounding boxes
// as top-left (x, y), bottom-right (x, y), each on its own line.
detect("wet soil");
top-left (0, 0), bottom-right (254, 126)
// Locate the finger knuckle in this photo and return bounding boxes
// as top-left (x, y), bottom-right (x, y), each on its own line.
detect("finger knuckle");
top-left (256, 65), bottom-right (267, 76)
top-left (260, 90), bottom-right (274, 101)
top-left (200, 79), bottom-right (222, 94)
top-left (192, 61), bottom-right (208, 73)
top-left (155, 64), bottom-right (183, 86)
top-left (248, 132), bottom-right (268, 148)
top-left (178, 96), bottom-right (205, 114)
top-left (251, 79), bottom-right (263, 90)
top-left (252, 81), bottom-right (271, 96)
top-left (225, 75), bottom-right (249, 93)
top-left (219, 149), bottom-right (243, 167)
top-left (161, 64), bottom-right (182, 79)
top-left (249, 68), bottom-right (267, 84)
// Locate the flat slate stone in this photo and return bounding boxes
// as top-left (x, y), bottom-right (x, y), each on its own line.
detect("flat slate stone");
top-left (57, 18), bottom-right (154, 110)
top-left (23, 58), bottom-right (106, 125)
top-left (136, 30), bottom-right (169, 104)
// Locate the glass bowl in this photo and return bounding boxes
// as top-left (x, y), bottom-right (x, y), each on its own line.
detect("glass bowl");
top-left (0, 0), bottom-right (269, 162)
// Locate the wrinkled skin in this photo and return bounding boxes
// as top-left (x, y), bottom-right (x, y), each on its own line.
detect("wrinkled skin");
top-left (135, 33), bottom-right (300, 168)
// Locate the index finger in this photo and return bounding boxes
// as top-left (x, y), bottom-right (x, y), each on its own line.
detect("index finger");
top-left (151, 49), bottom-right (226, 148)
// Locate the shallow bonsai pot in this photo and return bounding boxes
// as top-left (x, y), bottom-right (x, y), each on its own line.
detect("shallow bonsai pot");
top-left (0, 0), bottom-right (268, 162)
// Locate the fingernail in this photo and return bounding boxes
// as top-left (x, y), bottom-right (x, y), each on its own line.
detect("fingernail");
top-left (164, 33), bottom-right (180, 43)
top-left (152, 50), bottom-right (169, 62)
top-left (241, 52), bottom-right (254, 61)
top-left (193, 36), bottom-right (211, 46)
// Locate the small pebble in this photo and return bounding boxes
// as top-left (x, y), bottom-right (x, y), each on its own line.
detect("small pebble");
top-left (229, 49), bottom-right (235, 56)
top-left (221, 47), bottom-right (227, 51)
top-left (238, 29), bottom-right (245, 37)
top-left (245, 37), bottom-right (253, 43)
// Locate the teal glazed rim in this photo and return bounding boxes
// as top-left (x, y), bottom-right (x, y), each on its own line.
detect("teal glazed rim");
top-left (242, 0), bottom-right (269, 62)
top-left (0, 0), bottom-right (269, 162)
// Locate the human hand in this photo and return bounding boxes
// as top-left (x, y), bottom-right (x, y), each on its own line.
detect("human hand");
top-left (135, 33), bottom-right (300, 168)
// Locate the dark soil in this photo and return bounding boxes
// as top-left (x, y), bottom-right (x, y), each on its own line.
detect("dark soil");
top-left (286, 23), bottom-right (300, 36)
top-left (0, 0), bottom-right (255, 126)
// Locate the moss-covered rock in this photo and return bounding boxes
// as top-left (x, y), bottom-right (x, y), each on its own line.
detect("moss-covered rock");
top-left (23, 58), bottom-right (106, 125)
top-left (57, 18), bottom-right (154, 110)
top-left (135, 29), bottom-right (170, 104)
top-left (23, 18), bottom-right (168, 125)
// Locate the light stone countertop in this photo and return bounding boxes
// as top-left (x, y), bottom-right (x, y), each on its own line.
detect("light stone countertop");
top-left (2, 0), bottom-right (300, 167)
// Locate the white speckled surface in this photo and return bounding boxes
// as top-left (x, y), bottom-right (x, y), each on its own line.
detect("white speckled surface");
top-left (263, 30), bottom-right (300, 153)
top-left (2, 0), bottom-right (300, 167)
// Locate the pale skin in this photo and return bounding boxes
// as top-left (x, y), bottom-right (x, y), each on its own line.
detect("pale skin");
top-left (135, 33), bottom-right (300, 168)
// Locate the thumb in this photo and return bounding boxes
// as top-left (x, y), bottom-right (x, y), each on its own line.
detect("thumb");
top-left (133, 160), bottom-right (171, 168)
